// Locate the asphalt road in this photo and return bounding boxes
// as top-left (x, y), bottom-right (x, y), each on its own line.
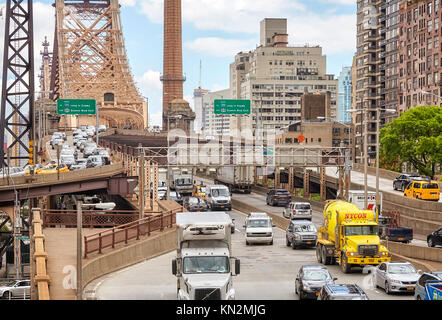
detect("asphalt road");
top-left (84, 208), bottom-right (414, 300)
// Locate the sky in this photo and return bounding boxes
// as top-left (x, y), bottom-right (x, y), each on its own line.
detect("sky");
top-left (0, 0), bottom-right (357, 128)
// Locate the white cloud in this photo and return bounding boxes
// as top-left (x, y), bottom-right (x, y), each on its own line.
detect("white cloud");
top-left (135, 69), bottom-right (162, 95)
top-left (139, 0), bottom-right (305, 33)
top-left (184, 37), bottom-right (256, 58)
top-left (138, 0), bottom-right (356, 57)
top-left (120, 0), bottom-right (137, 7)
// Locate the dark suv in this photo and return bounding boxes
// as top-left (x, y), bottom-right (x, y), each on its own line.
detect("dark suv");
top-left (393, 173), bottom-right (422, 192)
top-left (427, 228), bottom-right (442, 248)
top-left (295, 265), bottom-right (337, 299)
top-left (317, 284), bottom-right (369, 300)
top-left (266, 189), bottom-right (291, 206)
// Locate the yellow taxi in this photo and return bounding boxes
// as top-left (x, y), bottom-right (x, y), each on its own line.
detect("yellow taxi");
top-left (40, 164), bottom-right (69, 175)
top-left (24, 164), bottom-right (44, 175)
top-left (404, 180), bottom-right (440, 201)
top-left (193, 184), bottom-right (207, 200)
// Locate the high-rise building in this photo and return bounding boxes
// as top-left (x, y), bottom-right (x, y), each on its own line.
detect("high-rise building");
top-left (193, 88), bottom-right (210, 133)
top-left (337, 66), bottom-right (352, 123)
top-left (230, 18), bottom-right (338, 135)
top-left (355, 1), bottom-right (386, 163)
top-left (383, 0), bottom-right (403, 120)
top-left (398, 0), bottom-right (442, 113)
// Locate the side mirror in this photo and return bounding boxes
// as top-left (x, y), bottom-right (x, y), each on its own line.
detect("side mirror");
top-left (235, 258), bottom-right (240, 275)
top-left (172, 259), bottom-right (177, 275)
top-left (243, 225), bottom-right (246, 229)
top-left (272, 224), bottom-right (276, 227)
top-left (333, 277), bottom-right (338, 281)
top-left (417, 269), bottom-right (422, 275)
top-left (296, 277), bottom-right (299, 281)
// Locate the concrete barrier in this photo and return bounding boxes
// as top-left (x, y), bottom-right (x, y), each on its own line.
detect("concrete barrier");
top-left (381, 240), bottom-right (442, 264)
top-left (82, 228), bottom-right (177, 291)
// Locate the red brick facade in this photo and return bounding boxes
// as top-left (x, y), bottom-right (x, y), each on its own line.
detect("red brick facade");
top-left (398, 0), bottom-right (442, 113)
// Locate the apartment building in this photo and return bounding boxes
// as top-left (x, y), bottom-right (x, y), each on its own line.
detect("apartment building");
top-left (398, 0), bottom-right (442, 113)
top-left (354, 0), bottom-right (386, 164)
top-left (383, 0), bottom-right (403, 119)
top-left (230, 18), bottom-right (338, 135)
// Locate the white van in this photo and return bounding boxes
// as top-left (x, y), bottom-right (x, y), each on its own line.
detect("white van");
top-left (244, 212), bottom-right (274, 245)
top-left (205, 185), bottom-right (232, 211)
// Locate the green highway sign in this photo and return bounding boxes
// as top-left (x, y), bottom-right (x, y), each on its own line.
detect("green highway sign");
top-left (57, 99), bottom-right (96, 115)
top-left (214, 99), bottom-right (251, 115)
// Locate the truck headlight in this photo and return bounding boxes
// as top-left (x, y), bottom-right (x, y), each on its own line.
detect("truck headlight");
top-left (294, 234), bottom-right (301, 239)
top-left (347, 252), bottom-right (357, 257)
top-left (389, 279), bottom-right (401, 284)
top-left (303, 285), bottom-right (311, 291)
top-left (246, 233), bottom-right (253, 237)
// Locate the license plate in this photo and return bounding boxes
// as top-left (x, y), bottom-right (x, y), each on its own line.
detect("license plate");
top-left (369, 259), bottom-right (374, 263)
top-left (220, 206), bottom-right (224, 208)
top-left (398, 238), bottom-right (404, 240)
top-left (316, 292), bottom-right (319, 296)
top-left (407, 286), bottom-right (414, 290)
top-left (306, 242), bottom-right (312, 244)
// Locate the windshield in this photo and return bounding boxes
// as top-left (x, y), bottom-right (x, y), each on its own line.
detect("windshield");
top-left (303, 270), bottom-right (331, 281)
top-left (388, 264), bottom-right (416, 274)
top-left (344, 226), bottom-right (378, 236)
top-left (295, 204), bottom-right (311, 210)
top-left (183, 256), bottom-right (229, 274)
top-left (211, 189), bottom-right (229, 197)
top-left (331, 295), bottom-right (367, 300)
top-left (188, 197), bottom-right (199, 204)
top-left (247, 219), bottom-right (271, 228)
top-left (176, 178), bottom-right (192, 186)
top-left (294, 224), bottom-right (317, 233)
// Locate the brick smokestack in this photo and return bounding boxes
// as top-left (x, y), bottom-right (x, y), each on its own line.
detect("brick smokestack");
top-left (162, 0), bottom-right (185, 130)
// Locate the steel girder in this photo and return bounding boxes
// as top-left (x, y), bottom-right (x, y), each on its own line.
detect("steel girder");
top-left (0, 0), bottom-right (35, 168)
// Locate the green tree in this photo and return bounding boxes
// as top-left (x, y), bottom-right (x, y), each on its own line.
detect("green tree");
top-left (380, 106), bottom-right (442, 178)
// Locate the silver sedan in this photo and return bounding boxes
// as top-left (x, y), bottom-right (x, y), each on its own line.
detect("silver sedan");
top-left (0, 280), bottom-right (30, 299)
top-left (375, 261), bottom-right (421, 294)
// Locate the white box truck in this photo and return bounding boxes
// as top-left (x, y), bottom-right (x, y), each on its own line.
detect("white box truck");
top-left (347, 190), bottom-right (382, 215)
top-left (170, 168), bottom-right (194, 195)
top-left (215, 166), bottom-right (253, 194)
top-left (172, 212), bottom-right (240, 300)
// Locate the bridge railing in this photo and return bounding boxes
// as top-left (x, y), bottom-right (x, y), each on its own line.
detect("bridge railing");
top-left (83, 210), bottom-right (179, 259)
top-left (42, 209), bottom-right (139, 228)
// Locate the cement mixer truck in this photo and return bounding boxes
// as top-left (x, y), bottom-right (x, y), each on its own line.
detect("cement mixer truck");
top-left (316, 200), bottom-right (391, 273)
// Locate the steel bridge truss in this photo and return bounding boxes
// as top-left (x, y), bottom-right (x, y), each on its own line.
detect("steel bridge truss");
top-left (0, 0), bottom-right (35, 168)
top-left (51, 0), bottom-right (145, 128)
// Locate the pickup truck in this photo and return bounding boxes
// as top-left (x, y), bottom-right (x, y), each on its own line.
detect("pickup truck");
top-left (378, 216), bottom-right (413, 244)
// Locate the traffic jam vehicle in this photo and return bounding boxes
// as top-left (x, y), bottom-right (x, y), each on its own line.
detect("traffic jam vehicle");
top-left (316, 200), bottom-right (391, 273)
top-left (404, 180), bottom-right (440, 201)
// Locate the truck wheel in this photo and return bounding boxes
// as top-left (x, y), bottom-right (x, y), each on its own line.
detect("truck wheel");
top-left (316, 245), bottom-right (323, 263)
top-left (340, 254), bottom-right (352, 274)
top-left (322, 246), bottom-right (332, 265)
top-left (428, 238), bottom-right (435, 247)
top-left (286, 237), bottom-right (291, 247)
top-left (270, 240), bottom-right (274, 245)
top-left (291, 241), bottom-right (297, 250)
top-left (2, 291), bottom-right (10, 299)
top-left (246, 240), bottom-right (250, 246)
top-left (385, 282), bottom-right (391, 294)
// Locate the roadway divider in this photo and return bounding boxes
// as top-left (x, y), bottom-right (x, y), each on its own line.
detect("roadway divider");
top-left (31, 208), bottom-right (50, 300)
top-left (381, 240), bottom-right (442, 264)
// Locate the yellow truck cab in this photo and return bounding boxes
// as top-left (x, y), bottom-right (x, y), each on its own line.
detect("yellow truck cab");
top-left (316, 200), bottom-right (391, 273)
top-left (404, 180), bottom-right (440, 201)
top-left (193, 184), bottom-right (206, 200)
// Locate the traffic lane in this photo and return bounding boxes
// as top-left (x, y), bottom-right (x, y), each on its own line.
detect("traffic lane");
top-left (232, 192), bottom-right (324, 227)
top-left (85, 209), bottom-right (413, 300)
top-left (324, 167), bottom-right (442, 203)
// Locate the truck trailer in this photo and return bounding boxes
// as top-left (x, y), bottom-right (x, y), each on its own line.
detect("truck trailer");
top-left (215, 166), bottom-right (253, 194)
top-left (172, 212), bottom-right (240, 300)
top-left (316, 200), bottom-right (391, 273)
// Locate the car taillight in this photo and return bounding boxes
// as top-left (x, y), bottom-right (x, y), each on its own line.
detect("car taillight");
top-left (310, 209), bottom-right (312, 214)
top-left (293, 210), bottom-right (297, 214)
top-left (387, 229), bottom-right (390, 235)
top-left (274, 195), bottom-right (279, 197)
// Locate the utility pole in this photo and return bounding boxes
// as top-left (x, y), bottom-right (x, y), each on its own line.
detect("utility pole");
top-left (14, 190), bottom-right (22, 279)
top-left (76, 201), bottom-right (83, 300)
top-left (139, 144), bottom-right (145, 219)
